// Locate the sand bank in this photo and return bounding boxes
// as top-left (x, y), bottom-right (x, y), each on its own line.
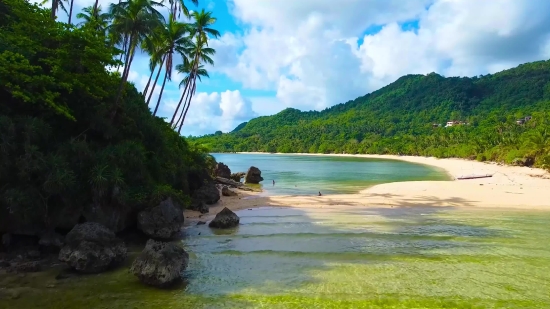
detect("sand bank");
top-left (184, 154), bottom-right (550, 223)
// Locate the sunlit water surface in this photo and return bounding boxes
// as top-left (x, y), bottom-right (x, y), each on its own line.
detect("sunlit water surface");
top-left (2, 206), bottom-right (550, 309)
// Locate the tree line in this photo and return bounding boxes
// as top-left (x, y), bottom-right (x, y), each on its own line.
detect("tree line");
top-left (192, 60), bottom-right (550, 170)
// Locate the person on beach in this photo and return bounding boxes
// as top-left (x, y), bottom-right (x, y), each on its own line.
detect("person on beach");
top-left (318, 191), bottom-right (322, 196)
top-left (273, 180), bottom-right (275, 186)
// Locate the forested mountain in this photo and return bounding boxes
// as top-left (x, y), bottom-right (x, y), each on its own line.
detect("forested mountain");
top-left (192, 61), bottom-right (550, 168)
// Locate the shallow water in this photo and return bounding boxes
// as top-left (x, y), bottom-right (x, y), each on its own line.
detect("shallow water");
top-left (2, 206), bottom-right (549, 309)
top-left (212, 153), bottom-right (449, 195)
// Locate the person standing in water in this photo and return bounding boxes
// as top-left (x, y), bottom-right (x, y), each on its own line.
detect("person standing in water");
top-left (273, 179), bottom-right (275, 186)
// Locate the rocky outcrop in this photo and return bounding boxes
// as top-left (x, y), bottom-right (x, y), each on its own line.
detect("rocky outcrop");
top-left (221, 186), bottom-right (237, 197)
top-left (214, 162), bottom-right (231, 179)
top-left (38, 231), bottom-right (64, 252)
top-left (58, 222), bottom-right (127, 273)
top-left (137, 197), bottom-right (184, 239)
top-left (230, 172), bottom-right (246, 182)
top-left (245, 166), bottom-right (263, 184)
top-left (130, 239), bottom-right (189, 288)
top-left (215, 176), bottom-right (243, 188)
top-left (209, 207), bottom-right (240, 229)
top-left (190, 182), bottom-right (220, 213)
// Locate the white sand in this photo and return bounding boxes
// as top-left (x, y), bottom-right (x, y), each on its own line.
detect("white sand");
top-left (185, 154), bottom-right (550, 223)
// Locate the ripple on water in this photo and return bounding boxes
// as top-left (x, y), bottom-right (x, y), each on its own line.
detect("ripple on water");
top-left (2, 207), bottom-right (550, 308)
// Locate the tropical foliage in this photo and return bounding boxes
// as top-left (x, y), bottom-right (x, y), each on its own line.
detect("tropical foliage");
top-left (0, 0), bottom-right (218, 233)
top-left (193, 61), bottom-right (550, 170)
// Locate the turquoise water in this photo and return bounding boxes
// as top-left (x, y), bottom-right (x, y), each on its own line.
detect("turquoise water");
top-left (212, 153), bottom-right (449, 195)
top-left (2, 206), bottom-right (550, 308)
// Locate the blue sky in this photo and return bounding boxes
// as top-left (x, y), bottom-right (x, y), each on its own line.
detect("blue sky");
top-left (34, 0), bottom-right (550, 136)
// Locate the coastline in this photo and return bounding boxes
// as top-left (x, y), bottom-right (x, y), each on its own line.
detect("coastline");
top-left (184, 153), bottom-right (550, 224)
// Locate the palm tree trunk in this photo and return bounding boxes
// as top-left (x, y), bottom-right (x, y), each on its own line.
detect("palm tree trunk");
top-left (114, 33), bottom-right (135, 107)
top-left (170, 78), bottom-right (191, 125)
top-left (50, 0), bottom-right (57, 19)
top-left (146, 55), bottom-right (166, 105)
top-left (93, 0), bottom-right (100, 18)
top-left (143, 64), bottom-right (157, 97)
top-left (153, 68), bottom-right (169, 116)
top-left (68, 0), bottom-right (74, 25)
top-left (174, 82), bottom-right (193, 130)
top-left (178, 76), bottom-right (197, 133)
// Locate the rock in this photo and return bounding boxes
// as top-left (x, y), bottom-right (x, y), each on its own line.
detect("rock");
top-left (137, 197), bottom-right (184, 239)
top-left (58, 222), bottom-right (127, 273)
top-left (38, 231), bottom-right (65, 252)
top-left (221, 186), bottom-right (238, 197)
top-left (10, 261), bottom-right (41, 273)
top-left (191, 182), bottom-right (220, 212)
top-left (245, 166), bottom-right (263, 184)
top-left (215, 177), bottom-right (243, 188)
top-left (130, 239), bottom-right (189, 287)
top-left (27, 250), bottom-right (41, 259)
top-left (196, 221), bottom-right (206, 225)
top-left (2, 233), bottom-right (11, 249)
top-left (214, 162), bottom-right (231, 179)
top-left (209, 207), bottom-right (240, 229)
top-left (230, 172), bottom-right (246, 182)
top-left (81, 200), bottom-right (136, 233)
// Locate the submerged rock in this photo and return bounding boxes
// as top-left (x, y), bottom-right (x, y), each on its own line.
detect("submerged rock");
top-left (209, 207), bottom-right (240, 229)
top-left (137, 197), bottom-right (184, 239)
top-left (130, 239), bottom-right (189, 288)
top-left (221, 186), bottom-right (237, 197)
top-left (214, 162), bottom-right (231, 179)
top-left (244, 166), bottom-right (263, 184)
top-left (58, 222), bottom-right (127, 273)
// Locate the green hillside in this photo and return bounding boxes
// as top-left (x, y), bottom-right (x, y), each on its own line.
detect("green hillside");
top-left (192, 61), bottom-right (550, 168)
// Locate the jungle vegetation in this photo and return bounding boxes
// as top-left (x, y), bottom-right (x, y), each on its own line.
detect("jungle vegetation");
top-left (0, 0), bottom-right (218, 233)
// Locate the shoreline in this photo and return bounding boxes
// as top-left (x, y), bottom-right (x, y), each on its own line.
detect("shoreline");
top-left (185, 153), bottom-right (550, 224)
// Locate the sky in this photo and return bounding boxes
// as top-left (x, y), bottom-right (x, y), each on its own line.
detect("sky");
top-left (33, 0), bottom-right (550, 136)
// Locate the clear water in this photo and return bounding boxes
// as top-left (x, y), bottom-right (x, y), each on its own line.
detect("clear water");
top-left (212, 153), bottom-right (450, 195)
top-left (2, 206), bottom-right (550, 309)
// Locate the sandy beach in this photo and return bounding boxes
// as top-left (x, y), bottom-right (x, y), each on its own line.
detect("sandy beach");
top-left (184, 154), bottom-right (550, 223)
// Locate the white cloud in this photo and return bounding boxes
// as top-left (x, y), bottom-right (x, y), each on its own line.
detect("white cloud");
top-left (210, 0), bottom-right (550, 113)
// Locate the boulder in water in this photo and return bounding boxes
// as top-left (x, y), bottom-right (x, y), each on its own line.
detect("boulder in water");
top-left (221, 186), bottom-right (237, 197)
top-left (137, 197), bottom-right (184, 239)
top-left (214, 162), bottom-right (231, 179)
top-left (58, 222), bottom-right (127, 273)
top-left (244, 166), bottom-right (263, 184)
top-left (209, 207), bottom-right (240, 229)
top-left (130, 239), bottom-right (189, 288)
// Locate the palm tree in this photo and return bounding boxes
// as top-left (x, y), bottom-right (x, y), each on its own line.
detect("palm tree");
top-left (177, 35), bottom-right (214, 131)
top-left (141, 30), bottom-right (165, 98)
top-left (168, 0), bottom-right (198, 20)
top-left (68, 0), bottom-right (74, 25)
top-left (43, 0), bottom-right (68, 20)
top-left (109, 0), bottom-right (164, 115)
top-left (77, 5), bottom-right (111, 32)
top-left (171, 59), bottom-right (209, 127)
top-left (152, 15), bottom-right (191, 116)
top-left (174, 9), bottom-right (218, 130)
